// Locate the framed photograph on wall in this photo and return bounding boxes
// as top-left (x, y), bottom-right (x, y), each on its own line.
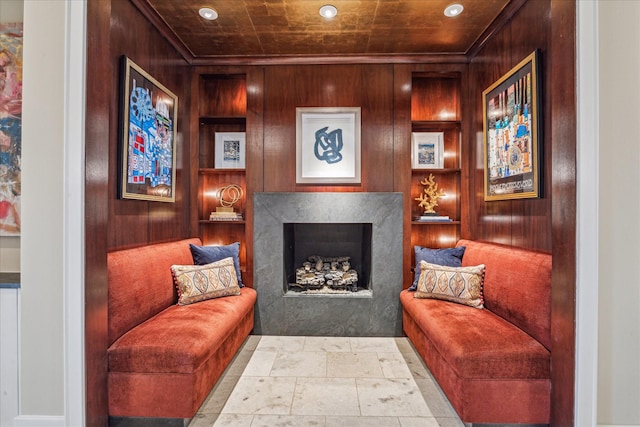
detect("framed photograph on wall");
top-left (411, 132), bottom-right (444, 169)
top-left (483, 50), bottom-right (541, 201)
top-left (296, 107), bottom-right (361, 184)
top-left (215, 132), bottom-right (246, 169)
top-left (119, 56), bottom-right (178, 202)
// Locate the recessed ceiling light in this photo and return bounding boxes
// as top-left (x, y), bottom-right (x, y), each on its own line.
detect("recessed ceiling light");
top-left (444, 4), bottom-right (464, 17)
top-left (199, 7), bottom-right (218, 21)
top-left (319, 5), bottom-right (338, 19)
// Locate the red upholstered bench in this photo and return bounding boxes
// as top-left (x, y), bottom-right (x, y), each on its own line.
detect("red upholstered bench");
top-left (107, 238), bottom-right (257, 422)
top-left (400, 239), bottom-right (551, 424)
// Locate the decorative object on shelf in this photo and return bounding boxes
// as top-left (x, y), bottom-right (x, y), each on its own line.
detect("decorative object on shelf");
top-left (296, 107), bottom-right (361, 184)
top-left (483, 49), bottom-right (540, 201)
top-left (413, 215), bottom-right (451, 222)
top-left (210, 184), bottom-right (244, 221)
top-left (119, 56), bottom-right (178, 202)
top-left (209, 211), bottom-right (243, 221)
top-left (411, 132), bottom-right (444, 169)
top-left (215, 132), bottom-right (246, 169)
top-left (415, 174), bottom-right (445, 215)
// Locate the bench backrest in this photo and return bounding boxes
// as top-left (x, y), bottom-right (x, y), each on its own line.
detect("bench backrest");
top-left (107, 238), bottom-right (201, 346)
top-left (457, 239), bottom-right (552, 350)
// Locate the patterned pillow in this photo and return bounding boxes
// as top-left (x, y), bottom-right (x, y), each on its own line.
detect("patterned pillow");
top-left (409, 246), bottom-right (466, 291)
top-left (414, 261), bottom-right (485, 309)
top-left (171, 257), bottom-right (241, 305)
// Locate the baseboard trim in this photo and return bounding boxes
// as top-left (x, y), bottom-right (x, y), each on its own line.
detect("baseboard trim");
top-left (13, 415), bottom-right (65, 427)
top-left (109, 416), bottom-right (191, 427)
top-left (466, 424), bottom-right (548, 427)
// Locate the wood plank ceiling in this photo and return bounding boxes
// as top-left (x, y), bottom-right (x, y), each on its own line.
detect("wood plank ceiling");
top-left (142, 0), bottom-right (512, 60)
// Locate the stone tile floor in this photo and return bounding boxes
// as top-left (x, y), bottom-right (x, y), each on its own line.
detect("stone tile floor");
top-left (189, 336), bottom-right (464, 427)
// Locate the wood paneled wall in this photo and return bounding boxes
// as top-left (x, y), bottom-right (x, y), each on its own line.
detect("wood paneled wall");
top-left (85, 1), bottom-right (111, 425)
top-left (108, 0), bottom-right (192, 250)
top-left (465, 1), bottom-right (577, 424)
top-left (85, 0), bottom-right (191, 424)
top-left (262, 64), bottom-right (395, 193)
top-left (466, 0), bottom-right (552, 252)
top-left (549, 1), bottom-right (577, 425)
top-left (85, 0), bottom-right (576, 425)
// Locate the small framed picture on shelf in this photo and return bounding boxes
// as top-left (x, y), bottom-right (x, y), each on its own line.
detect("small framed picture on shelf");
top-left (215, 132), bottom-right (246, 169)
top-left (411, 132), bottom-right (444, 169)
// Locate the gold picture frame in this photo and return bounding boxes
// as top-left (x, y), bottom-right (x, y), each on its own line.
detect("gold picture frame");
top-left (119, 56), bottom-right (178, 202)
top-left (482, 50), bottom-right (540, 201)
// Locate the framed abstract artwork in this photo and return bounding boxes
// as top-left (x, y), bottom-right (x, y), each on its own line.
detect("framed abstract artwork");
top-left (482, 50), bottom-right (541, 201)
top-left (296, 107), bottom-right (361, 184)
top-left (0, 23), bottom-right (22, 235)
top-left (119, 56), bottom-right (178, 202)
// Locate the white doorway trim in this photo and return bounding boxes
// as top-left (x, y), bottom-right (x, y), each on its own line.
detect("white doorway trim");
top-left (575, 1), bottom-right (599, 425)
top-left (62, 0), bottom-right (86, 425)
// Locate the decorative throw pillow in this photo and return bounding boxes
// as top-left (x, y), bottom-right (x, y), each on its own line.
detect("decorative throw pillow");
top-left (171, 257), bottom-right (241, 305)
top-left (414, 261), bottom-right (485, 309)
top-left (409, 246), bottom-right (466, 291)
top-left (190, 242), bottom-right (243, 287)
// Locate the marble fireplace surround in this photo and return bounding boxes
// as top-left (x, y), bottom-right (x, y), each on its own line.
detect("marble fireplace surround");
top-left (253, 192), bottom-right (403, 336)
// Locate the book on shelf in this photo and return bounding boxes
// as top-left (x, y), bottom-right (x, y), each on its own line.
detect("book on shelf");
top-left (209, 211), bottom-right (243, 221)
top-left (413, 215), bottom-right (452, 222)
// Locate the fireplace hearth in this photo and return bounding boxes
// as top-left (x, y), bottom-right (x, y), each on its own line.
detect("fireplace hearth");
top-left (254, 192), bottom-right (403, 337)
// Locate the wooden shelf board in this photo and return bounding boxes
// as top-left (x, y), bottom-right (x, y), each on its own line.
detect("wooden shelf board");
top-left (411, 168), bottom-right (461, 174)
top-left (411, 120), bottom-right (461, 128)
top-left (199, 220), bottom-right (246, 224)
top-left (199, 168), bottom-right (246, 175)
top-left (411, 221), bottom-right (461, 225)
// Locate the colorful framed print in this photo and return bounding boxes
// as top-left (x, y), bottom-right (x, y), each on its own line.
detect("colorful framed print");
top-left (0, 23), bottom-right (22, 235)
top-left (119, 56), bottom-right (178, 202)
top-left (411, 132), bottom-right (444, 169)
top-left (296, 107), bottom-right (361, 184)
top-left (215, 132), bottom-right (246, 169)
top-left (483, 50), bottom-right (541, 201)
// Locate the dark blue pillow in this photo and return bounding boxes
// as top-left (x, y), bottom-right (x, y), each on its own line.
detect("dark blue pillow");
top-left (408, 245), bottom-right (466, 291)
top-left (189, 242), bottom-right (244, 287)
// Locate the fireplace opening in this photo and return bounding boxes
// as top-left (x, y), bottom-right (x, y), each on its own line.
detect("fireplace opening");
top-left (284, 223), bottom-right (372, 294)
